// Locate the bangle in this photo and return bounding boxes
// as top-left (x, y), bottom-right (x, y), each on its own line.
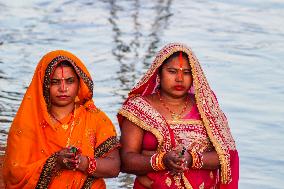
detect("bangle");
top-left (86, 156), bottom-right (97, 175)
top-left (150, 152), bottom-right (166, 171)
top-left (190, 151), bottom-right (203, 169)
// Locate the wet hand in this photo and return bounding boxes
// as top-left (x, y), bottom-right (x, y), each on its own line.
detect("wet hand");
top-left (56, 147), bottom-right (81, 170)
top-left (181, 151), bottom-right (192, 170)
top-left (163, 151), bottom-right (184, 174)
top-left (76, 155), bottom-right (89, 173)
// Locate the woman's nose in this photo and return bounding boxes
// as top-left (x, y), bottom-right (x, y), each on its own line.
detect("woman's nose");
top-left (59, 80), bottom-right (67, 91)
top-left (176, 70), bottom-right (184, 81)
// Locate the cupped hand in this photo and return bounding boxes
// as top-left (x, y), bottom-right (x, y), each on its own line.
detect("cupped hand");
top-left (163, 151), bottom-right (184, 174)
top-left (181, 151), bottom-right (192, 170)
top-left (56, 147), bottom-right (80, 170)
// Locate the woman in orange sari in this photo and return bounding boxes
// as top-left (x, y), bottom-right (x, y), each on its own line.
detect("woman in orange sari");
top-left (3, 50), bottom-right (120, 188)
top-left (118, 43), bottom-right (239, 189)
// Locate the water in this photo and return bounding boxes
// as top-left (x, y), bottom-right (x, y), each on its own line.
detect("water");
top-left (0, 0), bottom-right (283, 188)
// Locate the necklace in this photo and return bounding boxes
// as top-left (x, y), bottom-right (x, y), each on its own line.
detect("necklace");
top-left (66, 105), bottom-right (77, 147)
top-left (157, 91), bottom-right (190, 121)
top-left (49, 107), bottom-right (75, 130)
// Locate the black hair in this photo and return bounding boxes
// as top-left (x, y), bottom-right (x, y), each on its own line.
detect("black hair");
top-left (56, 60), bottom-right (79, 79)
top-left (164, 51), bottom-right (189, 65)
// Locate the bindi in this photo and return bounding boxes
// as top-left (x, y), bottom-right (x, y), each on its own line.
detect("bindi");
top-left (179, 52), bottom-right (183, 71)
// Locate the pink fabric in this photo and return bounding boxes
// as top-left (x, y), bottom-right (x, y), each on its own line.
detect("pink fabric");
top-left (133, 179), bottom-right (147, 189)
top-left (183, 103), bottom-right (201, 120)
top-left (142, 103), bottom-right (200, 151)
top-left (142, 132), bottom-right (158, 151)
top-left (219, 151), bottom-right (239, 189)
top-left (119, 43), bottom-right (239, 188)
top-left (147, 169), bottom-right (218, 189)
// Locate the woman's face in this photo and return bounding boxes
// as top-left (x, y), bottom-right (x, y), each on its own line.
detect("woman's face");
top-left (49, 66), bottom-right (79, 107)
top-left (160, 55), bottom-right (192, 98)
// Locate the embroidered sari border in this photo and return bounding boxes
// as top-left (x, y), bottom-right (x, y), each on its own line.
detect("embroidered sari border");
top-left (36, 153), bottom-right (58, 188)
top-left (118, 109), bottom-right (164, 152)
top-left (81, 136), bottom-right (120, 188)
top-left (167, 119), bottom-right (203, 125)
top-left (94, 136), bottom-right (120, 158)
top-left (189, 53), bottom-right (232, 184)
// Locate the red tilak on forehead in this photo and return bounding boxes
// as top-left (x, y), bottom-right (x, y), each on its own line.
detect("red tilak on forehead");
top-left (61, 65), bottom-right (65, 90)
top-left (179, 51), bottom-right (183, 69)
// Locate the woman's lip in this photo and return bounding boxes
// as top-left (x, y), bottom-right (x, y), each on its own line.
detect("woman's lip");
top-left (174, 86), bottom-right (185, 91)
top-left (57, 95), bottom-right (70, 99)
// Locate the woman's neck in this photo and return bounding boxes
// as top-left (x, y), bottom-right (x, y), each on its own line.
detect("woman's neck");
top-left (158, 91), bottom-right (188, 106)
top-left (50, 103), bottom-right (75, 120)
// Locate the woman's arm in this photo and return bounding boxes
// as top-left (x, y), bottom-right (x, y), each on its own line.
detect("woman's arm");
top-left (200, 150), bottom-right (220, 170)
top-left (184, 150), bottom-right (220, 170)
top-left (120, 119), bottom-right (186, 175)
top-left (120, 119), bottom-right (154, 175)
top-left (77, 149), bottom-right (120, 178)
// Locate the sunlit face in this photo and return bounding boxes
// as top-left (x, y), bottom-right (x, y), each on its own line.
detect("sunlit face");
top-left (49, 66), bottom-right (79, 107)
top-left (160, 55), bottom-right (192, 97)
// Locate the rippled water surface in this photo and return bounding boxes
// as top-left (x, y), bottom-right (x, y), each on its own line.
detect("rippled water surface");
top-left (0, 0), bottom-right (284, 188)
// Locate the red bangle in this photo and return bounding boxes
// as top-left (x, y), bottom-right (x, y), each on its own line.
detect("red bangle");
top-left (150, 152), bottom-right (166, 171)
top-left (87, 156), bottom-right (97, 175)
top-left (190, 151), bottom-right (203, 169)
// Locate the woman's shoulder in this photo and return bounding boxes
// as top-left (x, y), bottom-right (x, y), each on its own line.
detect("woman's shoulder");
top-left (81, 103), bottom-right (110, 119)
top-left (124, 94), bottom-right (157, 107)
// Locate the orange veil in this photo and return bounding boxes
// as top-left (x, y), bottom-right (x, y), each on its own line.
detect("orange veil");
top-left (3, 50), bottom-right (119, 188)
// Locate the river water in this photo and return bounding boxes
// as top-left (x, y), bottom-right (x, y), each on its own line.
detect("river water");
top-left (0, 0), bottom-right (283, 188)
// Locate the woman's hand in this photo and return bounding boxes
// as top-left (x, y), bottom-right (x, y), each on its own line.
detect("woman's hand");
top-left (76, 155), bottom-right (89, 173)
top-left (56, 147), bottom-right (80, 170)
top-left (182, 151), bottom-right (192, 170)
top-left (163, 150), bottom-right (184, 174)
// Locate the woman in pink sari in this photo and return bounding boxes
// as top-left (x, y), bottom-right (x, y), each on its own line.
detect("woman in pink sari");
top-left (118, 43), bottom-right (239, 189)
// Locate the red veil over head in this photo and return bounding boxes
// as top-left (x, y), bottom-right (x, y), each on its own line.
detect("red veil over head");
top-left (118, 43), bottom-right (239, 188)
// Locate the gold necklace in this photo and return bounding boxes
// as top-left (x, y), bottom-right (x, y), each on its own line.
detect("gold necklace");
top-left (157, 91), bottom-right (190, 121)
top-left (66, 105), bottom-right (77, 147)
top-left (49, 109), bottom-right (74, 130)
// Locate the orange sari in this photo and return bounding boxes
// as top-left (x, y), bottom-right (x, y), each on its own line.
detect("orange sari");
top-left (118, 43), bottom-right (239, 188)
top-left (3, 50), bottom-right (120, 188)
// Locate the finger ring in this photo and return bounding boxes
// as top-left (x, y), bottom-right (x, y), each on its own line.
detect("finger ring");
top-left (63, 158), bottom-right (68, 164)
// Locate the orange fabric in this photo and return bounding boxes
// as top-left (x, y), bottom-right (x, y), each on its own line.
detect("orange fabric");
top-left (3, 50), bottom-right (118, 188)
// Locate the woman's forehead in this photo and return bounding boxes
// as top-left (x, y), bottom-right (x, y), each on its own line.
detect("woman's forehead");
top-left (52, 66), bottom-right (76, 77)
top-left (163, 56), bottom-right (190, 68)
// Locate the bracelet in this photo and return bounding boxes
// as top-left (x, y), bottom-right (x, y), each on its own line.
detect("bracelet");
top-left (86, 156), bottom-right (97, 175)
top-left (150, 152), bottom-right (166, 171)
top-left (190, 151), bottom-right (203, 169)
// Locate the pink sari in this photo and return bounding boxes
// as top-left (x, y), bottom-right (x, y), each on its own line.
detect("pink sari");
top-left (118, 43), bottom-right (239, 189)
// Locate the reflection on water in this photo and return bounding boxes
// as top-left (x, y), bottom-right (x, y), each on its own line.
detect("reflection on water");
top-left (0, 0), bottom-right (284, 188)
top-left (109, 0), bottom-right (173, 97)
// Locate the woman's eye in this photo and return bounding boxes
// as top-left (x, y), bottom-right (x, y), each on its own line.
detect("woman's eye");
top-left (184, 71), bottom-right (191, 75)
top-left (168, 70), bottom-right (176, 74)
top-left (51, 80), bottom-right (60, 85)
top-left (66, 78), bottom-right (74, 83)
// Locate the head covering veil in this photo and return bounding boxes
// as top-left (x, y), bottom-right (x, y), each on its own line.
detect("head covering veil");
top-left (3, 50), bottom-right (118, 188)
top-left (118, 43), bottom-right (238, 186)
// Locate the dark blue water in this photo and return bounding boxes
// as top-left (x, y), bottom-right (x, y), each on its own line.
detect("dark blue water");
top-left (0, 0), bottom-right (283, 188)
